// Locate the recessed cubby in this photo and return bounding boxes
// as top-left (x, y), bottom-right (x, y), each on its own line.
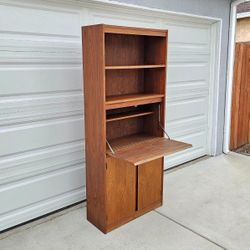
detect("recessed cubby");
top-left (105, 68), bottom-right (166, 97)
top-left (105, 33), bottom-right (167, 66)
top-left (106, 104), bottom-right (160, 141)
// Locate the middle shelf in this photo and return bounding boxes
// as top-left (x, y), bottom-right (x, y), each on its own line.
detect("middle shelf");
top-left (105, 93), bottom-right (164, 110)
top-left (105, 64), bottom-right (166, 70)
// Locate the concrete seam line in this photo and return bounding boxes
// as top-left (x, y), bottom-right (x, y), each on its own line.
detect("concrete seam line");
top-left (154, 210), bottom-right (227, 250)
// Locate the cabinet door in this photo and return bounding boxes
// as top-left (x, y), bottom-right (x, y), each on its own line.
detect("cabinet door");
top-left (106, 157), bottom-right (136, 226)
top-left (138, 158), bottom-right (163, 210)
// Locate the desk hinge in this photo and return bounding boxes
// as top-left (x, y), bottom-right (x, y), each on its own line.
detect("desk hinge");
top-left (106, 139), bottom-right (115, 154)
top-left (158, 103), bottom-right (171, 140)
top-left (159, 122), bottom-right (171, 140)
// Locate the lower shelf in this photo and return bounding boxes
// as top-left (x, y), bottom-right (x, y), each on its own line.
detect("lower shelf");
top-left (107, 133), bottom-right (192, 165)
top-left (105, 93), bottom-right (164, 110)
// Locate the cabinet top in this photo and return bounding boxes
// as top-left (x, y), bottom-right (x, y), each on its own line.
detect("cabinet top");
top-left (82, 24), bottom-right (168, 37)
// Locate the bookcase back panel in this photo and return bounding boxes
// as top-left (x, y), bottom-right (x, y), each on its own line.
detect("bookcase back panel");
top-left (144, 36), bottom-right (167, 65)
top-left (105, 34), bottom-right (144, 66)
top-left (107, 117), bottom-right (144, 140)
top-left (143, 107), bottom-right (162, 137)
top-left (106, 105), bottom-right (151, 116)
top-left (144, 68), bottom-right (166, 95)
top-left (106, 69), bottom-right (144, 97)
top-left (106, 68), bottom-right (166, 97)
top-left (106, 104), bottom-right (161, 140)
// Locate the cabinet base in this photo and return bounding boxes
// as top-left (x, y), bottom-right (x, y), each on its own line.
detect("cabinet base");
top-left (87, 201), bottom-right (162, 234)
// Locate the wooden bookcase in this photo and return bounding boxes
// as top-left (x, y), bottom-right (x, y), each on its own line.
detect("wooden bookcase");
top-left (82, 24), bottom-right (191, 233)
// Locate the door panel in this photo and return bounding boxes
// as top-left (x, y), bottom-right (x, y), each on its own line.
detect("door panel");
top-left (138, 158), bottom-right (163, 210)
top-left (106, 157), bottom-right (136, 225)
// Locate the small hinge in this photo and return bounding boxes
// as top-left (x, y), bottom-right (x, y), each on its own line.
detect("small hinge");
top-left (158, 103), bottom-right (170, 140)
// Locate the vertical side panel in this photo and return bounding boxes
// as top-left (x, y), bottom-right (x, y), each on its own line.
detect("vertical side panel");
top-left (82, 25), bottom-right (106, 230)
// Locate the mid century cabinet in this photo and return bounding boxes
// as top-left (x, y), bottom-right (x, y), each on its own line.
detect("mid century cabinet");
top-left (82, 24), bottom-right (191, 233)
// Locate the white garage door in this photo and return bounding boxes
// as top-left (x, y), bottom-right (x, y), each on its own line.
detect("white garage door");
top-left (0, 1), bottom-right (218, 231)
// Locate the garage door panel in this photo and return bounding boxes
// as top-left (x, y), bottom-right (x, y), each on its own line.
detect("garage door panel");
top-left (0, 3), bottom-right (80, 37)
top-left (169, 44), bottom-right (209, 55)
top-left (168, 124), bottom-right (207, 138)
top-left (0, 141), bottom-right (84, 185)
top-left (165, 23), bottom-right (210, 45)
top-left (167, 84), bottom-right (208, 101)
top-left (174, 131), bottom-right (207, 147)
top-left (166, 98), bottom-right (207, 122)
top-left (90, 9), bottom-right (160, 28)
top-left (0, 165), bottom-right (85, 215)
top-left (0, 1), bottom-right (85, 231)
top-left (0, 118), bottom-right (83, 156)
top-left (168, 53), bottom-right (210, 64)
top-left (0, 92), bottom-right (83, 125)
top-left (168, 64), bottom-right (208, 83)
top-left (167, 82), bottom-right (208, 98)
top-left (165, 147), bottom-right (207, 168)
top-left (0, 67), bottom-right (82, 95)
top-left (165, 131), bottom-right (207, 168)
top-left (0, 188), bottom-right (84, 232)
top-left (167, 115), bottom-right (207, 135)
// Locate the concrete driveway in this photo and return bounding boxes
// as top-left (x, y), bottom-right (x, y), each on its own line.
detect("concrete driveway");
top-left (0, 153), bottom-right (249, 249)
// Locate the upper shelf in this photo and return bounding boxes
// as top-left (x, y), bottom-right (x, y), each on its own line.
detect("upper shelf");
top-left (106, 133), bottom-right (192, 166)
top-left (103, 24), bottom-right (168, 37)
top-left (106, 93), bottom-right (164, 110)
top-left (105, 65), bottom-right (166, 70)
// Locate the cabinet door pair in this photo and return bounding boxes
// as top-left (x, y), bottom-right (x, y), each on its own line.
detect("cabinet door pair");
top-left (106, 157), bottom-right (163, 227)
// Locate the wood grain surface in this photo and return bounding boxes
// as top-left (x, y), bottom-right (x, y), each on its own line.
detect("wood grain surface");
top-left (230, 43), bottom-right (250, 150)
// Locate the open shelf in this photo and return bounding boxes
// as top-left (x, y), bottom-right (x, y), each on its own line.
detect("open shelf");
top-left (105, 65), bottom-right (166, 70)
top-left (106, 93), bottom-right (164, 110)
top-left (106, 110), bottom-right (154, 122)
top-left (106, 133), bottom-right (192, 165)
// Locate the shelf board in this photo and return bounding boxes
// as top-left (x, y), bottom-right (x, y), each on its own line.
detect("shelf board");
top-left (105, 65), bottom-right (166, 70)
top-left (106, 134), bottom-right (192, 166)
top-left (106, 110), bottom-right (154, 122)
top-left (106, 93), bottom-right (164, 110)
